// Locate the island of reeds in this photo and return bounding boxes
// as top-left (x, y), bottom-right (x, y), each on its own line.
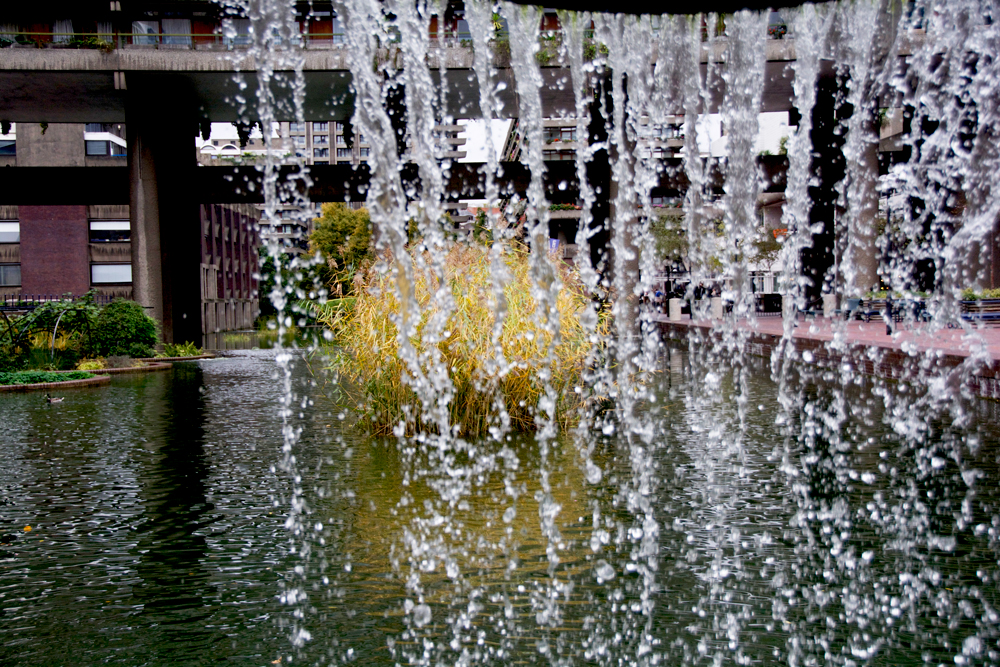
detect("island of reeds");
top-left (302, 204), bottom-right (607, 437)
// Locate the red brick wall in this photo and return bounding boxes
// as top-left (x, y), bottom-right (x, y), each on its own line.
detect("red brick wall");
top-left (19, 205), bottom-right (90, 296)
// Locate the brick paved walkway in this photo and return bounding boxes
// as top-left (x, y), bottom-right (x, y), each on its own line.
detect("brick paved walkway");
top-left (653, 313), bottom-right (1000, 363)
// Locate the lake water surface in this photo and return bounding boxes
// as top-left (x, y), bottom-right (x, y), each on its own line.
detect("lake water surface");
top-left (2, 349), bottom-right (999, 665)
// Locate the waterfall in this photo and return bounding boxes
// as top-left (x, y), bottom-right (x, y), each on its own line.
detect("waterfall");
top-left (223, 0), bottom-right (1000, 663)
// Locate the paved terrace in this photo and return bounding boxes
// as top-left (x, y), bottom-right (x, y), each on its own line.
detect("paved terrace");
top-left (655, 313), bottom-right (1000, 398)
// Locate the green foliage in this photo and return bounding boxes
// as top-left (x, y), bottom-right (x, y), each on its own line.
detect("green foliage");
top-left (472, 209), bottom-right (493, 245)
top-left (77, 358), bottom-right (105, 370)
top-left (0, 370), bottom-right (95, 386)
top-left (750, 229), bottom-right (782, 271)
top-left (1, 293), bottom-right (163, 370)
top-left (649, 213), bottom-right (690, 271)
top-left (778, 135), bottom-right (788, 155)
top-left (583, 41), bottom-right (609, 60)
top-left (0, 292), bottom-right (102, 371)
top-left (90, 299), bottom-right (159, 358)
top-left (309, 203), bottom-right (374, 296)
top-left (162, 341), bottom-right (203, 357)
top-left (961, 287), bottom-right (1000, 301)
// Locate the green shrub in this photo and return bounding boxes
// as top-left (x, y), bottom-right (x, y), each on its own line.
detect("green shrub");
top-left (961, 287), bottom-right (1000, 301)
top-left (0, 370), bottom-right (95, 386)
top-left (89, 300), bottom-right (159, 358)
top-left (162, 341), bottom-right (203, 357)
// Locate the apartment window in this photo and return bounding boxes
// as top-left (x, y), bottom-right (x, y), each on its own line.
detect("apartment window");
top-left (543, 127), bottom-right (576, 142)
top-left (91, 264), bottom-right (132, 284)
top-left (289, 122), bottom-right (306, 133)
top-left (89, 220), bottom-right (130, 243)
top-left (0, 140), bottom-right (13, 156)
top-left (293, 136), bottom-right (306, 146)
top-left (358, 133), bottom-right (367, 144)
top-left (0, 222), bottom-right (19, 243)
top-left (335, 122), bottom-right (344, 133)
top-left (336, 148), bottom-right (352, 159)
top-left (132, 20), bottom-right (159, 45)
top-left (314, 160), bottom-right (329, 165)
top-left (314, 148), bottom-right (329, 158)
top-left (0, 264), bottom-right (20, 287)
top-left (86, 140), bottom-right (126, 156)
top-left (313, 122), bottom-right (328, 132)
top-left (314, 134), bottom-right (329, 145)
top-left (337, 134), bottom-right (346, 145)
top-left (359, 147), bottom-right (370, 157)
top-left (542, 150), bottom-right (574, 161)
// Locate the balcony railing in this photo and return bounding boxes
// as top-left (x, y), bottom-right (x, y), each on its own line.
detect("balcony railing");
top-left (0, 31), bottom-right (349, 51)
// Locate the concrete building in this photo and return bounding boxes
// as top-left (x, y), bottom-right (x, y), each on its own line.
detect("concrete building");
top-left (0, 120), bottom-right (260, 339)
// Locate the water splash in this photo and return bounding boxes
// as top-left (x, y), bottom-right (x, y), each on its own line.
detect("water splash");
top-left (220, 1), bottom-right (1000, 664)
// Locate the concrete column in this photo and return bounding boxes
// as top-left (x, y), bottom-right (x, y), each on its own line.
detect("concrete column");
top-left (668, 297), bottom-right (682, 321)
top-left (710, 296), bottom-right (723, 319)
top-left (822, 293), bottom-right (837, 317)
top-left (127, 80), bottom-right (202, 345)
top-left (846, 121), bottom-right (880, 296)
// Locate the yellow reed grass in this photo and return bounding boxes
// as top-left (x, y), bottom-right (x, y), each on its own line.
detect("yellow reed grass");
top-left (320, 243), bottom-right (607, 437)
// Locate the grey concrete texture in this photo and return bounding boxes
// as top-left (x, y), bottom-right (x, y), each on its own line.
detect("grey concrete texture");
top-left (15, 123), bottom-right (84, 166)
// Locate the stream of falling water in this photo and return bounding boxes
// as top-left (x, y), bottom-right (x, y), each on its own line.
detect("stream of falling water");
top-left (218, 0), bottom-right (1000, 664)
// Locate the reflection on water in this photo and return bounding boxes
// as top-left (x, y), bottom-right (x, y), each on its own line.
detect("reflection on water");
top-left (205, 327), bottom-right (327, 351)
top-left (1, 348), bottom-right (999, 664)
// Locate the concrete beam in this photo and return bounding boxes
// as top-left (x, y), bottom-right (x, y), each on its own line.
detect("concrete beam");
top-left (0, 156), bottom-right (789, 205)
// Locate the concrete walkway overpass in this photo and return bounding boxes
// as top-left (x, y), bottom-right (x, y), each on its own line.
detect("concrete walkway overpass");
top-left (0, 0), bottom-right (920, 344)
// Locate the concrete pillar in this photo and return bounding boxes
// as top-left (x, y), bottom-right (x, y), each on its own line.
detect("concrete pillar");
top-left (782, 294), bottom-right (795, 318)
top-left (846, 121), bottom-right (880, 296)
top-left (710, 296), bottom-right (723, 319)
top-left (668, 297), bottom-right (682, 321)
top-left (822, 293), bottom-right (837, 317)
top-left (127, 81), bottom-right (202, 345)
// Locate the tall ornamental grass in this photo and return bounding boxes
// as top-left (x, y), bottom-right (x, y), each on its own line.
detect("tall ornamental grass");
top-left (319, 243), bottom-right (607, 437)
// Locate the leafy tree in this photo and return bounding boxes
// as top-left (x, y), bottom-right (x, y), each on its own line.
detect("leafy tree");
top-left (650, 212), bottom-right (689, 272)
top-left (309, 203), bottom-right (374, 296)
top-left (750, 228), bottom-right (782, 272)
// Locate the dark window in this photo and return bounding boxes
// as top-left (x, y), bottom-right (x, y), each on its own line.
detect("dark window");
top-left (336, 148), bottom-right (352, 159)
top-left (89, 220), bottom-right (130, 243)
top-left (313, 148), bottom-right (329, 158)
top-left (0, 140), bottom-right (15, 156)
top-left (85, 123), bottom-right (125, 139)
top-left (86, 140), bottom-right (126, 156)
top-left (0, 264), bottom-right (21, 286)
